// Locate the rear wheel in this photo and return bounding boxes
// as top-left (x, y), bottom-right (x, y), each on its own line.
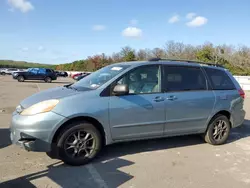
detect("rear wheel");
top-left (204, 114), bottom-right (231, 145)
top-left (17, 76), bottom-right (24, 82)
top-left (44, 77), bottom-right (52, 83)
top-left (55, 122), bottom-right (102, 166)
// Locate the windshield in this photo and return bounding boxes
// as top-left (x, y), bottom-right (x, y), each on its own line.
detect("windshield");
top-left (72, 64), bottom-right (130, 89)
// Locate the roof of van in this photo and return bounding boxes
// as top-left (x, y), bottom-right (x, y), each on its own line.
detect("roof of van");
top-left (114, 58), bottom-right (225, 70)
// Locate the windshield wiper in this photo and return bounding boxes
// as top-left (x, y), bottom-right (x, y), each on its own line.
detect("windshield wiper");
top-left (63, 84), bottom-right (78, 91)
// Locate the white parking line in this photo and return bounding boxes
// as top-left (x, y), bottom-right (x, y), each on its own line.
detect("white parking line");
top-left (86, 164), bottom-right (108, 188)
top-left (36, 83), bottom-right (40, 91)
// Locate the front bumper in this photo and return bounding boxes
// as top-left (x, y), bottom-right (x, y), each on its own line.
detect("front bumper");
top-left (10, 111), bottom-right (66, 152)
top-left (12, 75), bottom-right (18, 79)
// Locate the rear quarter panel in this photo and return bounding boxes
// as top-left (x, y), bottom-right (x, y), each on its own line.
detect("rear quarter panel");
top-left (210, 69), bottom-right (245, 127)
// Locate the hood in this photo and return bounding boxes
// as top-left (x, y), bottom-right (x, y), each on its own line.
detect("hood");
top-left (20, 86), bottom-right (82, 109)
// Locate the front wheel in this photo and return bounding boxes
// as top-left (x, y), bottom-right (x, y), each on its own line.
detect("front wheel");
top-left (17, 76), bottom-right (24, 82)
top-left (44, 77), bottom-right (52, 83)
top-left (204, 114), bottom-right (231, 145)
top-left (55, 122), bottom-right (102, 166)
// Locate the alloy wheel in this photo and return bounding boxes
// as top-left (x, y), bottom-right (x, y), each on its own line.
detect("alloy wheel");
top-left (64, 130), bottom-right (95, 159)
top-left (212, 120), bottom-right (228, 141)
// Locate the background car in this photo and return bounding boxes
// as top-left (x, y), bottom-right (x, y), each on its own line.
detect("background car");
top-left (74, 72), bottom-right (91, 81)
top-left (71, 72), bottom-right (83, 79)
top-left (55, 71), bottom-right (68, 77)
top-left (12, 68), bottom-right (57, 82)
top-left (0, 68), bottom-right (20, 75)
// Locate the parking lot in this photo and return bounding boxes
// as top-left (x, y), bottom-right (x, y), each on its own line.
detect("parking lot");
top-left (1, 75), bottom-right (250, 188)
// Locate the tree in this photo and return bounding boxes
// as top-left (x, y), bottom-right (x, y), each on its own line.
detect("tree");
top-left (137, 49), bottom-right (147, 60)
top-left (120, 46), bottom-right (136, 61)
top-left (151, 48), bottom-right (165, 58)
top-left (196, 44), bottom-right (214, 62)
top-left (124, 51), bottom-right (136, 61)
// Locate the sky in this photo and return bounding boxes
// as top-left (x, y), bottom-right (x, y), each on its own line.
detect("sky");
top-left (0, 0), bottom-right (250, 65)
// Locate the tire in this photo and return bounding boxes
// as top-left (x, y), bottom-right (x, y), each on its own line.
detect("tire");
top-left (55, 121), bottom-right (102, 166)
top-left (17, 76), bottom-right (24, 82)
top-left (2, 72), bottom-right (6, 76)
top-left (204, 114), bottom-right (231, 145)
top-left (45, 77), bottom-right (52, 83)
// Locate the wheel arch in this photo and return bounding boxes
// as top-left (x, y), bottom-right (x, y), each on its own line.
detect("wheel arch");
top-left (207, 110), bottom-right (232, 128)
top-left (52, 116), bottom-right (107, 146)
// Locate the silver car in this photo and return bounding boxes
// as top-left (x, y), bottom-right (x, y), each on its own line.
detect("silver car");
top-left (10, 59), bottom-right (246, 166)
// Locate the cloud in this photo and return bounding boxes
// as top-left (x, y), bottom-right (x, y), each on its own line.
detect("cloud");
top-left (168, 15), bottom-right (180, 23)
top-left (186, 12), bottom-right (196, 20)
top-left (92, 25), bottom-right (106, 31)
top-left (130, 19), bottom-right (138, 25)
top-left (38, 46), bottom-right (45, 51)
top-left (186, 16), bottom-right (208, 27)
top-left (8, 0), bottom-right (34, 13)
top-left (122, 27), bottom-right (142, 38)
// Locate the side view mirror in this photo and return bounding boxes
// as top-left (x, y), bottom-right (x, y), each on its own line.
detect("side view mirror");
top-left (113, 84), bottom-right (129, 96)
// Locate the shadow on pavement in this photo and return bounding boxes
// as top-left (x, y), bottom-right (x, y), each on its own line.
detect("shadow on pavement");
top-left (0, 128), bottom-right (11, 149)
top-left (0, 159), bottom-right (134, 188)
top-left (228, 119), bottom-right (250, 143)
top-left (0, 134), bottom-right (203, 188)
top-left (1, 119), bottom-right (250, 187)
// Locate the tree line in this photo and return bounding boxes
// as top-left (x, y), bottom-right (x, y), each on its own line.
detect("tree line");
top-left (0, 60), bottom-right (56, 69)
top-left (56, 41), bottom-right (250, 75)
top-left (1, 41), bottom-right (250, 75)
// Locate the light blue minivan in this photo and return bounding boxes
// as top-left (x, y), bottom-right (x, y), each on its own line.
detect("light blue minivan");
top-left (10, 59), bottom-right (245, 165)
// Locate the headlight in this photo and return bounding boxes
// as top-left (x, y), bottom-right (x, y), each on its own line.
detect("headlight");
top-left (21, 99), bottom-right (59, 116)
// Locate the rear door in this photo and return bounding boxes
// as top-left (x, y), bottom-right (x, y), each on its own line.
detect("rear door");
top-left (37, 68), bottom-right (47, 80)
top-left (163, 65), bottom-right (215, 135)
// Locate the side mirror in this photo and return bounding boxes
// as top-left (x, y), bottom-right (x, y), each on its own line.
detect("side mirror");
top-left (113, 84), bottom-right (129, 96)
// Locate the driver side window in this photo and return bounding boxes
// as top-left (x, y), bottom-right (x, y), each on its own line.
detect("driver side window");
top-left (117, 65), bottom-right (161, 94)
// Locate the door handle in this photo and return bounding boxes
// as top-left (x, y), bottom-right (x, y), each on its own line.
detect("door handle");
top-left (154, 96), bottom-right (165, 102)
top-left (166, 95), bottom-right (177, 101)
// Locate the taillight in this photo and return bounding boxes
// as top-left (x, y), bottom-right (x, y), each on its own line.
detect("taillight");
top-left (238, 89), bottom-right (245, 99)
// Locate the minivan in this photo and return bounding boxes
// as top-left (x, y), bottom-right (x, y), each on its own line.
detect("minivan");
top-left (10, 59), bottom-right (245, 166)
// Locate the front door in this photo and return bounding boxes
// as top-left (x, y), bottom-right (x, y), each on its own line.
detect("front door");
top-left (109, 65), bottom-right (166, 140)
top-left (162, 65), bottom-right (215, 135)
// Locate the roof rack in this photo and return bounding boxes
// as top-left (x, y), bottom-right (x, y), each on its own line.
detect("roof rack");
top-left (148, 58), bottom-right (224, 68)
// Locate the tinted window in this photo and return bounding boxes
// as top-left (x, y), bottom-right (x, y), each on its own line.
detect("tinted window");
top-left (117, 65), bottom-right (161, 94)
top-left (46, 69), bottom-right (52, 73)
top-left (204, 68), bottom-right (235, 90)
top-left (163, 66), bottom-right (207, 92)
top-left (38, 68), bottom-right (46, 74)
top-left (30, 68), bottom-right (39, 74)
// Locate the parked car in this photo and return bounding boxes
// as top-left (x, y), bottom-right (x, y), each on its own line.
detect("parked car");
top-left (12, 68), bottom-right (57, 82)
top-left (10, 58), bottom-right (245, 166)
top-left (55, 71), bottom-right (68, 77)
top-left (71, 72), bottom-right (83, 79)
top-left (74, 72), bottom-right (91, 81)
top-left (0, 68), bottom-right (20, 75)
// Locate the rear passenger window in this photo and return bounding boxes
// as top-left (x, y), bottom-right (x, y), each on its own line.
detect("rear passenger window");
top-left (204, 68), bottom-right (235, 90)
top-left (38, 68), bottom-right (46, 74)
top-left (163, 66), bottom-right (207, 92)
